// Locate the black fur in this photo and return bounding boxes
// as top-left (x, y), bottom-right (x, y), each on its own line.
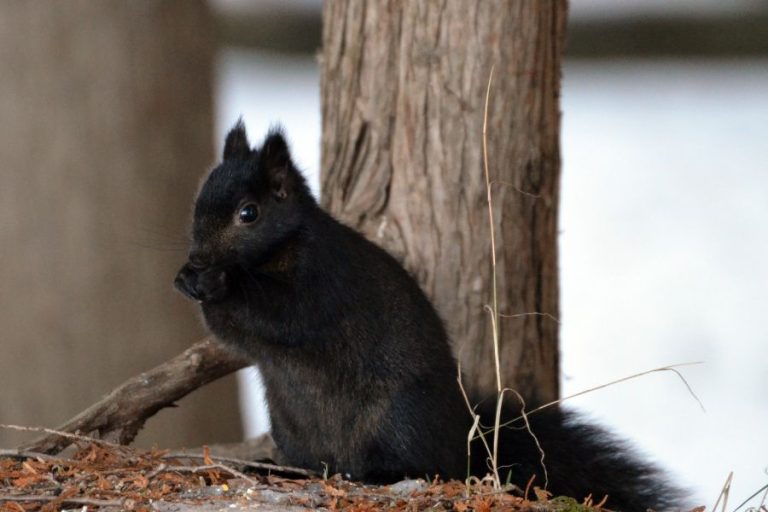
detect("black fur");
top-left (175, 123), bottom-right (686, 511)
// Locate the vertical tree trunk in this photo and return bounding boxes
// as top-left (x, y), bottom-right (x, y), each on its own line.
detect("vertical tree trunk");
top-left (320, 1), bottom-right (567, 403)
top-left (0, 1), bottom-right (241, 447)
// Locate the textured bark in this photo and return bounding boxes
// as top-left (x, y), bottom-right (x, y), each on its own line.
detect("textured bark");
top-left (320, 1), bottom-right (566, 402)
top-left (0, 1), bottom-right (241, 447)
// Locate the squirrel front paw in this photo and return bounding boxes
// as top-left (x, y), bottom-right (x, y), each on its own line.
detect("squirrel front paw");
top-left (174, 262), bottom-right (229, 304)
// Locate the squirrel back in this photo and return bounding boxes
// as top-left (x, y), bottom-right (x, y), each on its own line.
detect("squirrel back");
top-left (174, 122), bottom-right (686, 511)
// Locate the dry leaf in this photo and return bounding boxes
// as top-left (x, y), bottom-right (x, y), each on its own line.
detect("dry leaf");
top-left (454, 501), bottom-right (469, 512)
top-left (11, 474), bottom-right (48, 488)
top-left (324, 483), bottom-right (347, 497)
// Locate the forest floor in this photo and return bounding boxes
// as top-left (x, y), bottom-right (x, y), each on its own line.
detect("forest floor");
top-left (0, 443), bottom-right (600, 511)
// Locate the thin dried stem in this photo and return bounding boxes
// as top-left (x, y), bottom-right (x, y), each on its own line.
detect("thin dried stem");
top-left (732, 481), bottom-right (768, 512)
top-left (501, 388), bottom-right (548, 490)
top-left (498, 311), bottom-right (561, 324)
top-left (457, 362), bottom-right (496, 487)
top-left (0, 423), bottom-right (122, 449)
top-left (489, 179), bottom-right (542, 199)
top-left (482, 64), bottom-right (505, 491)
top-left (482, 65), bottom-right (501, 396)
top-left (162, 452), bottom-right (314, 478)
top-left (492, 362), bottom-right (705, 432)
top-left (712, 471), bottom-right (733, 512)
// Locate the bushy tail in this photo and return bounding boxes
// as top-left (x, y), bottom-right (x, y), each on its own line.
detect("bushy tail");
top-left (470, 401), bottom-right (687, 511)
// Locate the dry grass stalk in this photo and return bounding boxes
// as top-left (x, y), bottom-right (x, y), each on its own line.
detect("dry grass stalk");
top-left (477, 64), bottom-right (547, 491)
top-left (712, 471), bottom-right (734, 512)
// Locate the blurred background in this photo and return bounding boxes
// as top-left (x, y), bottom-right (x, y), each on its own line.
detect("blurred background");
top-left (1, 0), bottom-right (766, 507)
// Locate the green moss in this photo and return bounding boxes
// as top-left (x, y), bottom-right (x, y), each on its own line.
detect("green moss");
top-left (548, 496), bottom-right (593, 512)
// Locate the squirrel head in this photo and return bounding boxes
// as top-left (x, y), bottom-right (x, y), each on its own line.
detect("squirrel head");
top-left (174, 120), bottom-right (312, 303)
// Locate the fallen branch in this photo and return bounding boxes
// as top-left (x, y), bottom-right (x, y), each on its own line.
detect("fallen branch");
top-left (0, 495), bottom-right (125, 508)
top-left (0, 448), bottom-right (54, 460)
top-left (18, 337), bottom-right (250, 455)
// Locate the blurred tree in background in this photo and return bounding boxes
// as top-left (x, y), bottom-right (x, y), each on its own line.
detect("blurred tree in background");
top-left (0, 1), bottom-right (241, 448)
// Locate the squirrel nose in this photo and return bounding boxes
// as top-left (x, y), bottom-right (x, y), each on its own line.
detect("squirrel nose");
top-left (174, 265), bottom-right (201, 301)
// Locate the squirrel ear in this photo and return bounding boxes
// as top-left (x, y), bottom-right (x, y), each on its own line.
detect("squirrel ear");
top-left (259, 128), bottom-right (294, 200)
top-left (259, 128), bottom-right (291, 170)
top-left (223, 119), bottom-right (251, 161)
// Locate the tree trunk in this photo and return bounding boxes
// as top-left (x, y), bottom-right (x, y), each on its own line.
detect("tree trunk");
top-left (320, 1), bottom-right (566, 403)
top-left (0, 1), bottom-right (241, 448)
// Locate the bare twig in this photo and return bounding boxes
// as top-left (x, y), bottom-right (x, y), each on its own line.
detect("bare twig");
top-left (0, 449), bottom-right (55, 460)
top-left (162, 463), bottom-right (260, 487)
top-left (18, 337), bottom-right (250, 454)
top-left (0, 495), bottom-right (125, 507)
top-left (163, 452), bottom-right (314, 478)
top-left (145, 462), bottom-right (168, 479)
top-left (1, 423), bottom-right (122, 449)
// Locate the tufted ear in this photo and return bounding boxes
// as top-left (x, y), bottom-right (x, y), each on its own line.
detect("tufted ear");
top-left (223, 119), bottom-right (252, 161)
top-left (259, 128), bottom-right (291, 169)
top-left (259, 128), bottom-right (295, 200)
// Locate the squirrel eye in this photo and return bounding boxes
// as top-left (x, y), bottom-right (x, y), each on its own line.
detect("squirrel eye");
top-left (238, 203), bottom-right (259, 224)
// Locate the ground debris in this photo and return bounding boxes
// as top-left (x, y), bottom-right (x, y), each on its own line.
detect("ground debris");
top-left (0, 443), bottom-right (605, 511)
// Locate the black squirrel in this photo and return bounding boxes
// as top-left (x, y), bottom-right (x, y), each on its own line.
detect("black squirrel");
top-left (175, 122), bottom-right (685, 511)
